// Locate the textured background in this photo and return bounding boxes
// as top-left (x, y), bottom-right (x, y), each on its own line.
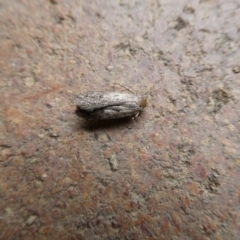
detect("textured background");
top-left (1, 0), bottom-right (240, 239)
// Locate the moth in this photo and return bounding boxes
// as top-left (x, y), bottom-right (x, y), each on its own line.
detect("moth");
top-left (75, 89), bottom-right (147, 120)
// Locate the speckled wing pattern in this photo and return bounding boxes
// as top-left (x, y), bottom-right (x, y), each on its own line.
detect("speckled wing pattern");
top-left (75, 91), bottom-right (143, 120)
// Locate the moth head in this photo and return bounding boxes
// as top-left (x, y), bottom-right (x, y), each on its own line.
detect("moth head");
top-left (140, 96), bottom-right (147, 109)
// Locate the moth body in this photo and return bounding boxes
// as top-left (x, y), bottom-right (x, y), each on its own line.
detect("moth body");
top-left (75, 91), bottom-right (146, 120)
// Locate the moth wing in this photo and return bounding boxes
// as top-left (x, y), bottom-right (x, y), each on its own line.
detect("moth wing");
top-left (76, 92), bottom-right (140, 111)
top-left (75, 92), bottom-right (110, 110)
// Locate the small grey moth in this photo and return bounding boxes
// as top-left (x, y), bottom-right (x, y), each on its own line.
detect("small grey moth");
top-left (75, 91), bottom-right (147, 120)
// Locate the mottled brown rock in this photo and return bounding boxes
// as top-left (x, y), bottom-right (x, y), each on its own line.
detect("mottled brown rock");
top-left (1, 0), bottom-right (240, 239)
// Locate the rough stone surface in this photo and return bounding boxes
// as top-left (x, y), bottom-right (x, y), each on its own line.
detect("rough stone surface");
top-left (1, 0), bottom-right (240, 239)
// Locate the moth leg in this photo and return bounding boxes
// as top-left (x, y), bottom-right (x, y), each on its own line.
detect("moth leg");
top-left (135, 111), bottom-right (140, 117)
top-left (131, 111), bottom-right (140, 121)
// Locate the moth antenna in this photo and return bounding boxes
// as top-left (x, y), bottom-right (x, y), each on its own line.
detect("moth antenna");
top-left (113, 83), bottom-right (136, 94)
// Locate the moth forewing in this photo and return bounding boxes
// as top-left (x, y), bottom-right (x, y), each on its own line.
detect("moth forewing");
top-left (75, 91), bottom-right (146, 120)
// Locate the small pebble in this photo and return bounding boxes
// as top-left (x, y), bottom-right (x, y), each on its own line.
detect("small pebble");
top-left (109, 154), bottom-right (118, 171)
top-left (27, 215), bottom-right (37, 225)
top-left (232, 66), bottom-right (240, 73)
top-left (106, 65), bottom-right (113, 71)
